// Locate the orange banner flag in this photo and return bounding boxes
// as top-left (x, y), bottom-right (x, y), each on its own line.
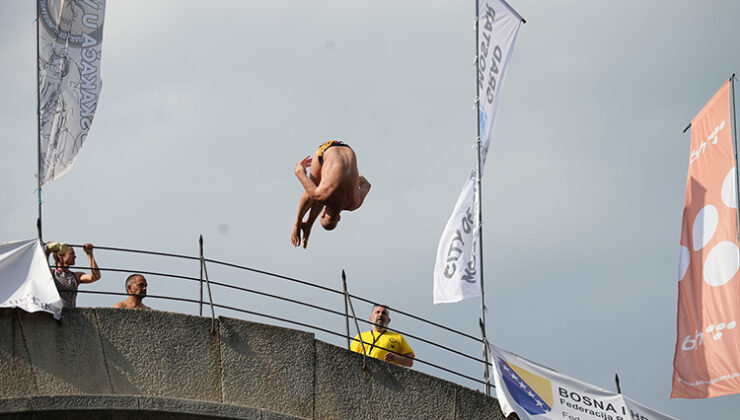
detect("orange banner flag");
top-left (672, 80), bottom-right (740, 398)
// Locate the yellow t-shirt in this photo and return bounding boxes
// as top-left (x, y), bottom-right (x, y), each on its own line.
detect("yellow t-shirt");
top-left (350, 330), bottom-right (414, 365)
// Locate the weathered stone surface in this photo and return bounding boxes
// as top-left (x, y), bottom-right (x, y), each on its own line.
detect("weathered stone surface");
top-left (454, 384), bottom-right (507, 420)
top-left (1, 411), bottom-right (228, 420)
top-left (19, 308), bottom-right (111, 395)
top-left (95, 308), bottom-right (222, 402)
top-left (137, 396), bottom-right (261, 419)
top-left (314, 340), bottom-right (457, 420)
top-left (0, 308), bottom-right (503, 419)
top-left (218, 317), bottom-right (314, 419)
top-left (0, 396), bottom-right (306, 420)
top-left (0, 397), bottom-right (31, 413)
top-left (27, 394), bottom-right (138, 411)
top-left (0, 309), bottom-right (36, 398)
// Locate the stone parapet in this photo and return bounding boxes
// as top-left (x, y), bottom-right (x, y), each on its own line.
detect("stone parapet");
top-left (0, 308), bottom-right (506, 420)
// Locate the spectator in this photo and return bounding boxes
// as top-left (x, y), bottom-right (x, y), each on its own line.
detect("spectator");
top-left (113, 274), bottom-right (151, 310)
top-left (46, 242), bottom-right (101, 308)
top-left (350, 304), bottom-right (414, 367)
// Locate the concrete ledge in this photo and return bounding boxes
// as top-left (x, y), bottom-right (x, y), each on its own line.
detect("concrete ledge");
top-left (19, 308), bottom-right (112, 395)
top-left (0, 308), bottom-right (504, 419)
top-left (0, 309), bottom-right (35, 398)
top-left (218, 317), bottom-right (315, 418)
top-left (454, 385), bottom-right (507, 420)
top-left (0, 395), bottom-right (304, 420)
top-left (314, 340), bottom-right (457, 419)
top-left (96, 308), bottom-right (222, 401)
top-left (28, 394), bottom-right (138, 411)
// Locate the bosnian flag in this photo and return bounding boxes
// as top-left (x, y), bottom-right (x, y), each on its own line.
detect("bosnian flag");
top-left (491, 345), bottom-right (677, 420)
top-left (495, 356), bottom-right (552, 416)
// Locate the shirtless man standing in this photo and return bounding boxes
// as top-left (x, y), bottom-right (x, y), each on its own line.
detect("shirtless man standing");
top-left (113, 274), bottom-right (151, 310)
top-left (291, 140), bottom-right (371, 248)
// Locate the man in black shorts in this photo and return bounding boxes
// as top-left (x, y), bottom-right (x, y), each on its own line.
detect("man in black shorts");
top-left (291, 140), bottom-right (371, 249)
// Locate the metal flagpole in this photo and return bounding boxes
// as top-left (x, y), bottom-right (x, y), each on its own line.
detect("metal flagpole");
top-left (473, 0), bottom-right (491, 396)
top-left (36, 1), bottom-right (43, 242)
top-left (730, 74), bottom-right (740, 243)
top-left (476, 136), bottom-right (491, 397)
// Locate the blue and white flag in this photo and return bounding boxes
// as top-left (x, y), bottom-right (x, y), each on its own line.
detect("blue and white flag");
top-left (491, 345), bottom-right (677, 420)
top-left (38, 0), bottom-right (106, 185)
top-left (433, 0), bottom-right (522, 304)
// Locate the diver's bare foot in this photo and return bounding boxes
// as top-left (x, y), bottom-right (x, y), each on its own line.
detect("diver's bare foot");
top-left (300, 223), bottom-right (311, 249)
top-left (291, 225), bottom-right (301, 247)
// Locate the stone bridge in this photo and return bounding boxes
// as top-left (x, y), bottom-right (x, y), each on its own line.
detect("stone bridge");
top-left (0, 308), bottom-right (506, 419)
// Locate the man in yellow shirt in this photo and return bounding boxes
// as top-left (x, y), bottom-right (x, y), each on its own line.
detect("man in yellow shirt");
top-left (350, 305), bottom-right (414, 367)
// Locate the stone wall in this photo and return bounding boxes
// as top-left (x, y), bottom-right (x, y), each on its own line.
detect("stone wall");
top-left (0, 308), bottom-right (507, 420)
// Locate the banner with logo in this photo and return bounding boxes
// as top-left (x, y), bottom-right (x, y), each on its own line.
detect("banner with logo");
top-left (38, 0), bottom-right (106, 185)
top-left (0, 239), bottom-right (62, 320)
top-left (672, 80), bottom-right (740, 399)
top-left (491, 345), bottom-right (677, 420)
top-left (433, 0), bottom-right (522, 304)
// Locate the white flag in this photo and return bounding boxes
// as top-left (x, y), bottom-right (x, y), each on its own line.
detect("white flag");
top-left (490, 345), bottom-right (677, 420)
top-left (433, 0), bottom-right (522, 304)
top-left (38, 0), bottom-right (106, 185)
top-left (0, 239), bottom-right (62, 320)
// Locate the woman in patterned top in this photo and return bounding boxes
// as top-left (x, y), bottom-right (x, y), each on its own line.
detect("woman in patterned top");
top-left (47, 242), bottom-right (101, 308)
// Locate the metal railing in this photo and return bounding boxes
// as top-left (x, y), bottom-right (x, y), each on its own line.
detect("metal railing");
top-left (61, 240), bottom-right (494, 390)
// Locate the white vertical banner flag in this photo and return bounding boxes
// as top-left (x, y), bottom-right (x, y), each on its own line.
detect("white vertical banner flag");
top-left (490, 345), bottom-right (677, 420)
top-left (0, 239), bottom-right (62, 320)
top-left (38, 0), bottom-right (106, 185)
top-left (433, 0), bottom-right (522, 304)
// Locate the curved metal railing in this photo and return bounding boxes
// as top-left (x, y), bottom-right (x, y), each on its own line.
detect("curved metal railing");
top-left (61, 241), bottom-right (494, 390)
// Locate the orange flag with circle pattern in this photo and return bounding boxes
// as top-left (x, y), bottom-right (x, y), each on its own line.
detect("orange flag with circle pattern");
top-left (672, 80), bottom-right (740, 398)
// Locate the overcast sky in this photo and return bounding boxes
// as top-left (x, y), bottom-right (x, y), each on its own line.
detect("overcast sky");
top-left (3, 1), bottom-right (740, 418)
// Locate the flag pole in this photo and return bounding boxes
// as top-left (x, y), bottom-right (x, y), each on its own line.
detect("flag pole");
top-left (473, 0), bottom-right (491, 396)
top-left (476, 136), bottom-right (491, 396)
top-left (730, 74), bottom-right (740, 242)
top-left (36, 1), bottom-right (43, 243)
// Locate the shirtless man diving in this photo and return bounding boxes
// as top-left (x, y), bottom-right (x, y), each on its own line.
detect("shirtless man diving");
top-left (291, 140), bottom-right (371, 248)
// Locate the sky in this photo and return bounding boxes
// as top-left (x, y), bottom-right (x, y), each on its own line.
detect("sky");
top-left (2, 1), bottom-right (740, 418)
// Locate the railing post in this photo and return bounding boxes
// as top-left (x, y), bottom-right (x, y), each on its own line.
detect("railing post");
top-left (342, 270), bottom-right (350, 350)
top-left (479, 318), bottom-right (491, 396)
top-left (199, 235), bottom-right (216, 334)
top-left (199, 235), bottom-right (204, 317)
top-left (343, 269), bottom-right (367, 370)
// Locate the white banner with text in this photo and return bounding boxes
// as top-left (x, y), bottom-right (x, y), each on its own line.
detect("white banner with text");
top-left (491, 345), bottom-right (677, 420)
top-left (433, 0), bottom-right (522, 304)
top-left (38, 0), bottom-right (106, 184)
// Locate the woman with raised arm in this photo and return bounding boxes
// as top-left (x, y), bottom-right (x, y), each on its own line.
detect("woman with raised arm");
top-left (46, 242), bottom-right (101, 308)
